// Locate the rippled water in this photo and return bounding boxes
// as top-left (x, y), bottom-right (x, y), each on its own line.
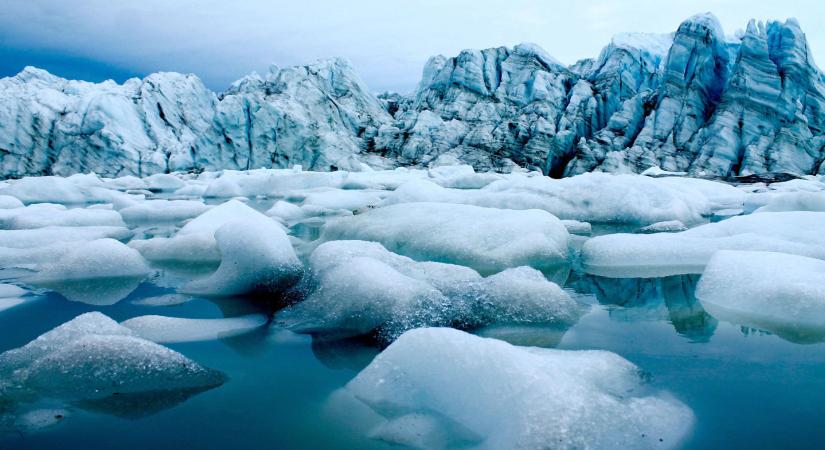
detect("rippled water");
top-left (2, 216), bottom-right (825, 449)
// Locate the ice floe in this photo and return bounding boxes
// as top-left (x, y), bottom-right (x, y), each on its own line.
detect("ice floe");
top-left (696, 250), bottom-right (825, 343)
top-left (27, 239), bottom-right (150, 304)
top-left (182, 214), bottom-right (303, 296)
top-left (0, 312), bottom-right (225, 401)
top-left (319, 202), bottom-right (569, 275)
top-left (582, 212), bottom-right (825, 277)
top-left (343, 327), bottom-right (694, 449)
top-left (278, 240), bottom-right (581, 342)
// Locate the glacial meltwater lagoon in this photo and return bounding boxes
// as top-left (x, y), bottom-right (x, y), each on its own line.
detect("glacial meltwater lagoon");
top-left (3, 274), bottom-right (825, 449)
top-left (1, 167), bottom-right (825, 449)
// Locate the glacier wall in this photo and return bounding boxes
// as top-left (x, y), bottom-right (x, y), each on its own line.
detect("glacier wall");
top-left (2, 13), bottom-right (825, 178)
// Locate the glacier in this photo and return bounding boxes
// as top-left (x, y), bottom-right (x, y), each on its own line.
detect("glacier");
top-left (2, 13), bottom-right (825, 179)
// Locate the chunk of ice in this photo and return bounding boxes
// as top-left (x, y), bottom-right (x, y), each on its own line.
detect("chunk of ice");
top-left (344, 328), bottom-right (694, 449)
top-left (320, 202), bottom-right (569, 275)
top-left (582, 212), bottom-right (825, 277)
top-left (696, 250), bottom-right (825, 343)
top-left (182, 216), bottom-right (303, 296)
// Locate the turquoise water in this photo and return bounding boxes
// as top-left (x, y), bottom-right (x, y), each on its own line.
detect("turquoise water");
top-left (2, 270), bottom-right (825, 449)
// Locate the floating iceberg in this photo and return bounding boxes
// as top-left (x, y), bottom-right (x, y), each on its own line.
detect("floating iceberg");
top-left (343, 327), bottom-right (694, 449)
top-left (119, 199), bottom-right (210, 224)
top-left (0, 226), bottom-right (131, 249)
top-left (754, 191), bottom-right (825, 213)
top-left (279, 240), bottom-right (581, 342)
top-left (0, 205), bottom-right (125, 229)
top-left (696, 250), bottom-right (825, 343)
top-left (0, 312), bottom-right (225, 401)
top-left (27, 239), bottom-right (150, 304)
top-left (319, 202), bottom-right (569, 275)
top-left (380, 172), bottom-right (735, 225)
top-left (129, 199), bottom-right (281, 264)
top-left (582, 212), bottom-right (825, 277)
top-left (182, 215), bottom-right (303, 296)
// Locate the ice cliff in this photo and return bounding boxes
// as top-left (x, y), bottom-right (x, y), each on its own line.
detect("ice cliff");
top-left (2, 13), bottom-right (824, 178)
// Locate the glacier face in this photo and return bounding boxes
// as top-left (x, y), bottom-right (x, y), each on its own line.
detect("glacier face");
top-left (2, 13), bottom-right (825, 178)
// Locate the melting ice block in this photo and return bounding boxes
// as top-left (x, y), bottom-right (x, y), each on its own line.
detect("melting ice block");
top-left (129, 199), bottom-right (283, 264)
top-left (0, 226), bottom-right (131, 249)
top-left (0, 312), bottom-right (225, 401)
top-left (696, 250), bottom-right (825, 343)
top-left (0, 176), bottom-right (89, 204)
top-left (381, 172), bottom-right (740, 225)
top-left (119, 199), bottom-right (210, 224)
top-left (319, 202), bottom-right (569, 275)
top-left (754, 191), bottom-right (825, 213)
top-left (0, 205), bottom-right (126, 229)
top-left (582, 212), bottom-right (825, 277)
top-left (279, 240), bottom-right (581, 342)
top-left (182, 215), bottom-right (303, 296)
top-left (27, 239), bottom-right (150, 304)
top-left (344, 328), bottom-right (694, 449)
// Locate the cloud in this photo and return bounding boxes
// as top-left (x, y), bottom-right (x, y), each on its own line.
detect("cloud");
top-left (1, 0), bottom-right (823, 93)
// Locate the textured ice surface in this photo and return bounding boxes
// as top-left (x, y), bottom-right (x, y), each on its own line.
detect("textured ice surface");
top-left (129, 199), bottom-right (282, 264)
top-left (696, 250), bottom-right (825, 342)
top-left (344, 328), bottom-right (694, 449)
top-left (320, 202), bottom-right (569, 275)
top-left (119, 199), bottom-right (210, 224)
top-left (0, 205), bottom-right (125, 229)
top-left (0, 312), bottom-right (225, 401)
top-left (0, 226), bottom-right (131, 249)
top-left (582, 212), bottom-right (825, 277)
top-left (754, 192), bottom-right (825, 212)
top-left (0, 177), bottom-right (90, 204)
top-left (279, 240), bottom-right (581, 342)
top-left (182, 215), bottom-right (303, 296)
top-left (121, 314), bottom-right (268, 343)
top-left (381, 172), bottom-right (729, 225)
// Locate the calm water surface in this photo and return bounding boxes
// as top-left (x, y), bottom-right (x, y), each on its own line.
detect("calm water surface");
top-left (1, 216), bottom-right (823, 449)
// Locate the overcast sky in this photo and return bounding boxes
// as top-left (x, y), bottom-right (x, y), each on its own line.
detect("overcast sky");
top-left (1, 0), bottom-right (823, 93)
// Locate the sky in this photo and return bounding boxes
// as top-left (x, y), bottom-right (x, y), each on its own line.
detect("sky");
top-left (1, 0), bottom-right (823, 94)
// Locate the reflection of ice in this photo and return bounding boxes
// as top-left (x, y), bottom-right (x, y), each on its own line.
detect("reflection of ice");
top-left (73, 387), bottom-right (217, 419)
top-left (31, 275), bottom-right (145, 305)
top-left (310, 335), bottom-right (380, 371)
top-left (705, 303), bottom-right (825, 345)
top-left (572, 274), bottom-right (717, 342)
top-left (475, 323), bottom-right (571, 348)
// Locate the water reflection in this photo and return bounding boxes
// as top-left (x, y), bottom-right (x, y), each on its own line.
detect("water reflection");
top-left (28, 275), bottom-right (145, 306)
top-left (702, 302), bottom-right (825, 345)
top-left (72, 387), bottom-right (217, 420)
top-left (474, 323), bottom-right (571, 347)
top-left (571, 274), bottom-right (717, 342)
top-left (310, 335), bottom-right (380, 371)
